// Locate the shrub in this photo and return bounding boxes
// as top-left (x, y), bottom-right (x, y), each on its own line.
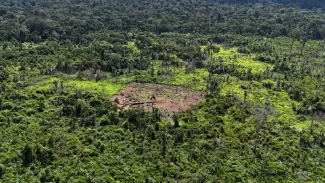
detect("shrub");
top-left (262, 79), bottom-right (275, 89)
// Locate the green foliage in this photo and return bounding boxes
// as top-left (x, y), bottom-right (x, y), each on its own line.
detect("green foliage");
top-left (0, 0), bottom-right (324, 182)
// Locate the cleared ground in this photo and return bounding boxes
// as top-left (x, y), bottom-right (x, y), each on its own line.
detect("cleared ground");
top-left (110, 83), bottom-right (205, 117)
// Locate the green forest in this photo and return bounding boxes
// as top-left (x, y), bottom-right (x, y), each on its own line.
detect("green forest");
top-left (0, 0), bottom-right (325, 182)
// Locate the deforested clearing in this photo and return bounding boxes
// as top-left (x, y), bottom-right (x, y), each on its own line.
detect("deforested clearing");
top-left (111, 83), bottom-right (205, 117)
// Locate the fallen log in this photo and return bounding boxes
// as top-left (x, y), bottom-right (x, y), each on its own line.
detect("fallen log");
top-left (121, 101), bottom-right (154, 108)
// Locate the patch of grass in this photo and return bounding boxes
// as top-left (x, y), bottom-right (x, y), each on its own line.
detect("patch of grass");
top-left (150, 60), bottom-right (209, 90)
top-left (233, 56), bottom-right (272, 74)
top-left (220, 78), bottom-right (244, 97)
top-left (25, 76), bottom-right (59, 92)
top-left (128, 42), bottom-right (141, 55)
top-left (220, 78), bottom-right (307, 127)
top-left (166, 68), bottom-right (209, 90)
top-left (65, 79), bottom-right (126, 96)
top-left (25, 76), bottom-right (126, 97)
top-left (218, 45), bottom-right (238, 57)
top-left (207, 44), bottom-right (273, 74)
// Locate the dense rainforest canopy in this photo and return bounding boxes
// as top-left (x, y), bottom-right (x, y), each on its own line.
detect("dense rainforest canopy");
top-left (0, 0), bottom-right (325, 182)
top-left (223, 0), bottom-right (325, 9)
top-left (0, 0), bottom-right (325, 43)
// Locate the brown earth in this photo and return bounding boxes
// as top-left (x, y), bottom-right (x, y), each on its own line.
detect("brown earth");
top-left (110, 83), bottom-right (205, 117)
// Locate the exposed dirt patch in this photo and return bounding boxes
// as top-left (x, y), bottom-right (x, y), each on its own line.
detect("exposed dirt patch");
top-left (111, 83), bottom-right (205, 117)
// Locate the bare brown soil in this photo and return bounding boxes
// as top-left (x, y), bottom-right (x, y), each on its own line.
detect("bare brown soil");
top-left (110, 83), bottom-right (205, 117)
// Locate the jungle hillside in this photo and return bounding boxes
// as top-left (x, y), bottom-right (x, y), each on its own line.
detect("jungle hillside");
top-left (0, 0), bottom-right (325, 182)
